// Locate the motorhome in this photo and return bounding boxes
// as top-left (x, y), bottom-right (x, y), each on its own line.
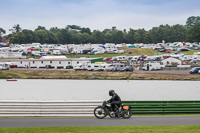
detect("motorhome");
top-left (142, 62), bottom-right (161, 71)
top-left (112, 63), bottom-right (126, 71)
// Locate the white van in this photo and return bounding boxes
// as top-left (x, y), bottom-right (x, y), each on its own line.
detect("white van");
top-left (87, 64), bottom-right (100, 71)
top-left (74, 64), bottom-right (87, 71)
top-left (98, 64), bottom-right (114, 71)
top-left (52, 49), bottom-right (62, 55)
top-left (0, 63), bottom-right (10, 70)
top-left (142, 62), bottom-right (161, 71)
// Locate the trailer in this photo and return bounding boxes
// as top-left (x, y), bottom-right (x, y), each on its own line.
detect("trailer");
top-left (142, 62), bottom-right (161, 71)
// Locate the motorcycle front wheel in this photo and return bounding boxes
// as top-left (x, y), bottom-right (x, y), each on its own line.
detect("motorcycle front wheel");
top-left (122, 108), bottom-right (132, 119)
top-left (94, 106), bottom-right (107, 119)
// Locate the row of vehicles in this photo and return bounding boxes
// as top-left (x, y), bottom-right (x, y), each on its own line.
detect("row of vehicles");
top-left (74, 63), bottom-right (134, 72)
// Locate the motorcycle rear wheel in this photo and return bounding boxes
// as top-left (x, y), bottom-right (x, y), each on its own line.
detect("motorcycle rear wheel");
top-left (122, 108), bottom-right (132, 119)
top-left (94, 106), bottom-right (107, 119)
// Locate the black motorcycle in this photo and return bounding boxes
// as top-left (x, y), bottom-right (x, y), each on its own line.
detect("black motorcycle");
top-left (94, 101), bottom-right (132, 119)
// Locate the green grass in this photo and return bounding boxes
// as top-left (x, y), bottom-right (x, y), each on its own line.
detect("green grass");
top-left (179, 50), bottom-right (199, 55)
top-left (3, 70), bottom-right (31, 78)
top-left (81, 53), bottom-right (125, 58)
top-left (0, 125), bottom-right (200, 133)
top-left (26, 55), bottom-right (41, 59)
top-left (0, 71), bottom-right (11, 78)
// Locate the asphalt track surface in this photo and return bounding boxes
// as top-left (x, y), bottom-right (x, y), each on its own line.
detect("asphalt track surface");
top-left (0, 116), bottom-right (200, 128)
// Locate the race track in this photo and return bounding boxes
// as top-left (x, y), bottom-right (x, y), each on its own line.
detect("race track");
top-left (0, 116), bottom-right (200, 128)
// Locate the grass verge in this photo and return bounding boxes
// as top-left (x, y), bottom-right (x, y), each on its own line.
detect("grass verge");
top-left (1, 70), bottom-right (200, 80)
top-left (0, 125), bottom-right (200, 133)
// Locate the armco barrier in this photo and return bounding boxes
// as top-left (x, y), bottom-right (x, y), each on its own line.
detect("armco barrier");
top-left (1, 100), bottom-right (200, 116)
top-left (0, 100), bottom-right (102, 116)
top-left (123, 101), bottom-right (200, 115)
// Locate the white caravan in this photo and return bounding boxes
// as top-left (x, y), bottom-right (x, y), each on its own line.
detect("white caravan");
top-left (142, 62), bottom-right (161, 71)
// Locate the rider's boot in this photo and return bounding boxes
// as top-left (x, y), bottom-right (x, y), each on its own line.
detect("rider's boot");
top-left (115, 110), bottom-right (120, 118)
top-left (114, 107), bottom-right (120, 118)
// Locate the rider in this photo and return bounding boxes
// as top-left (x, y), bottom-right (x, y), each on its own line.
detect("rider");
top-left (107, 90), bottom-right (121, 114)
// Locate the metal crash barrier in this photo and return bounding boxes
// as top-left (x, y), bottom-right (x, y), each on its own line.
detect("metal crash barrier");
top-left (0, 100), bottom-right (200, 116)
top-left (123, 101), bottom-right (200, 115)
top-left (0, 100), bottom-right (102, 116)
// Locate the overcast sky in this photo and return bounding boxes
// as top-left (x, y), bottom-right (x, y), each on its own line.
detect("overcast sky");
top-left (1, 0), bottom-right (200, 33)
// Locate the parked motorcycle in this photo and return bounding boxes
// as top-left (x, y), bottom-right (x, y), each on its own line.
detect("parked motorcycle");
top-left (94, 101), bottom-right (132, 119)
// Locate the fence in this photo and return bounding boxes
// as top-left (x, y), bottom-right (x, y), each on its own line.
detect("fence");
top-left (123, 101), bottom-right (200, 115)
top-left (1, 100), bottom-right (200, 116)
top-left (0, 100), bottom-right (102, 116)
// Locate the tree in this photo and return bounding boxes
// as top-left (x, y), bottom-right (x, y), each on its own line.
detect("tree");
top-left (67, 25), bottom-right (81, 30)
top-left (104, 31), bottom-right (113, 43)
top-left (10, 32), bottom-right (25, 44)
top-left (34, 30), bottom-right (49, 44)
top-left (134, 29), bottom-right (148, 43)
top-left (126, 29), bottom-right (135, 44)
top-left (49, 27), bottom-right (62, 43)
top-left (9, 24), bottom-right (22, 33)
top-left (149, 25), bottom-right (171, 43)
top-left (186, 16), bottom-right (200, 26)
top-left (113, 30), bottom-right (125, 44)
top-left (187, 22), bottom-right (200, 42)
top-left (112, 26), bottom-right (117, 31)
top-left (170, 24), bottom-right (187, 42)
top-left (21, 30), bottom-right (35, 43)
top-left (81, 28), bottom-right (91, 35)
top-left (35, 26), bottom-right (46, 31)
top-left (0, 28), bottom-right (6, 40)
top-left (81, 33), bottom-right (91, 43)
top-left (91, 30), bottom-right (105, 43)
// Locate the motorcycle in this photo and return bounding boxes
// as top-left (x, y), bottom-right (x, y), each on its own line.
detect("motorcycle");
top-left (94, 101), bottom-right (132, 119)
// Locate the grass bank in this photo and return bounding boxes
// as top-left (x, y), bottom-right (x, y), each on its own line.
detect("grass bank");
top-left (1, 70), bottom-right (200, 80)
top-left (1, 48), bottom-right (199, 60)
top-left (0, 125), bottom-right (200, 133)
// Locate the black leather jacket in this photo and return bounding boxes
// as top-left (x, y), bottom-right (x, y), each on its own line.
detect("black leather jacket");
top-left (108, 93), bottom-right (121, 103)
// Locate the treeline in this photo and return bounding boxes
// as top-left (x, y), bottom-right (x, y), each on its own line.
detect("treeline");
top-left (1, 16), bottom-right (200, 44)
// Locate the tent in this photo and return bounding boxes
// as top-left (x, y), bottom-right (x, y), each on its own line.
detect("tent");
top-left (29, 47), bottom-right (37, 50)
top-left (35, 46), bottom-right (41, 50)
top-left (128, 45), bottom-right (135, 48)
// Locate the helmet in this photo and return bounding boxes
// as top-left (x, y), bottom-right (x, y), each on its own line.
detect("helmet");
top-left (109, 90), bottom-right (115, 96)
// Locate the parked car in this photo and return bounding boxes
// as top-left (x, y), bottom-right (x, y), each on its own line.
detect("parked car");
top-left (104, 57), bottom-right (112, 62)
top-left (159, 49), bottom-right (166, 52)
top-left (189, 67), bottom-right (200, 74)
top-left (120, 66), bottom-right (134, 72)
top-left (87, 52), bottom-right (95, 55)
